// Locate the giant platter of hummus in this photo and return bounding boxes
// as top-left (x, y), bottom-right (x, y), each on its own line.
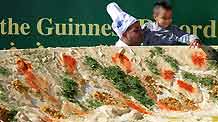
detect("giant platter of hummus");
top-left (0, 46), bottom-right (218, 122)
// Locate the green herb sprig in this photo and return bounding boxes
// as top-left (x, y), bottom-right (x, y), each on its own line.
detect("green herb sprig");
top-left (84, 56), bottom-right (155, 108)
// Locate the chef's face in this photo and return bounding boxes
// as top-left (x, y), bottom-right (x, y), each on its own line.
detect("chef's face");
top-left (122, 21), bottom-right (144, 46)
top-left (154, 7), bottom-right (172, 28)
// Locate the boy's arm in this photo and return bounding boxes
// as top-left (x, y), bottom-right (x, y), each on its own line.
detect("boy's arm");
top-left (173, 25), bottom-right (201, 48)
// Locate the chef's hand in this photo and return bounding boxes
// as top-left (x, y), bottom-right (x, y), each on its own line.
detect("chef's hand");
top-left (189, 40), bottom-right (201, 48)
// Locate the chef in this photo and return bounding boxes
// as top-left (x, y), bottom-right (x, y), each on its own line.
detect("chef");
top-left (106, 2), bottom-right (144, 47)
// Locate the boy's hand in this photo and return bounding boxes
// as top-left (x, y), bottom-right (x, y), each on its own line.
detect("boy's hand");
top-left (189, 40), bottom-right (201, 48)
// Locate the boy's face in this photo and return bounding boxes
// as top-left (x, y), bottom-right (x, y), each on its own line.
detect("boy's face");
top-left (154, 7), bottom-right (172, 28)
top-left (123, 21), bottom-right (144, 46)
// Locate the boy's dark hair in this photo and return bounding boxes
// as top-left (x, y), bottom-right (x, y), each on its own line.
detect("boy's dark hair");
top-left (153, 0), bottom-right (172, 11)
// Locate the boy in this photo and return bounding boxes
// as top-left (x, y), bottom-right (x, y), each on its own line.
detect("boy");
top-left (143, 0), bottom-right (201, 48)
top-left (107, 2), bottom-right (144, 47)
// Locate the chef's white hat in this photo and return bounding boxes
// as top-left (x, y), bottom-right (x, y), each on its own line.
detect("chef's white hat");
top-left (106, 2), bottom-right (138, 38)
